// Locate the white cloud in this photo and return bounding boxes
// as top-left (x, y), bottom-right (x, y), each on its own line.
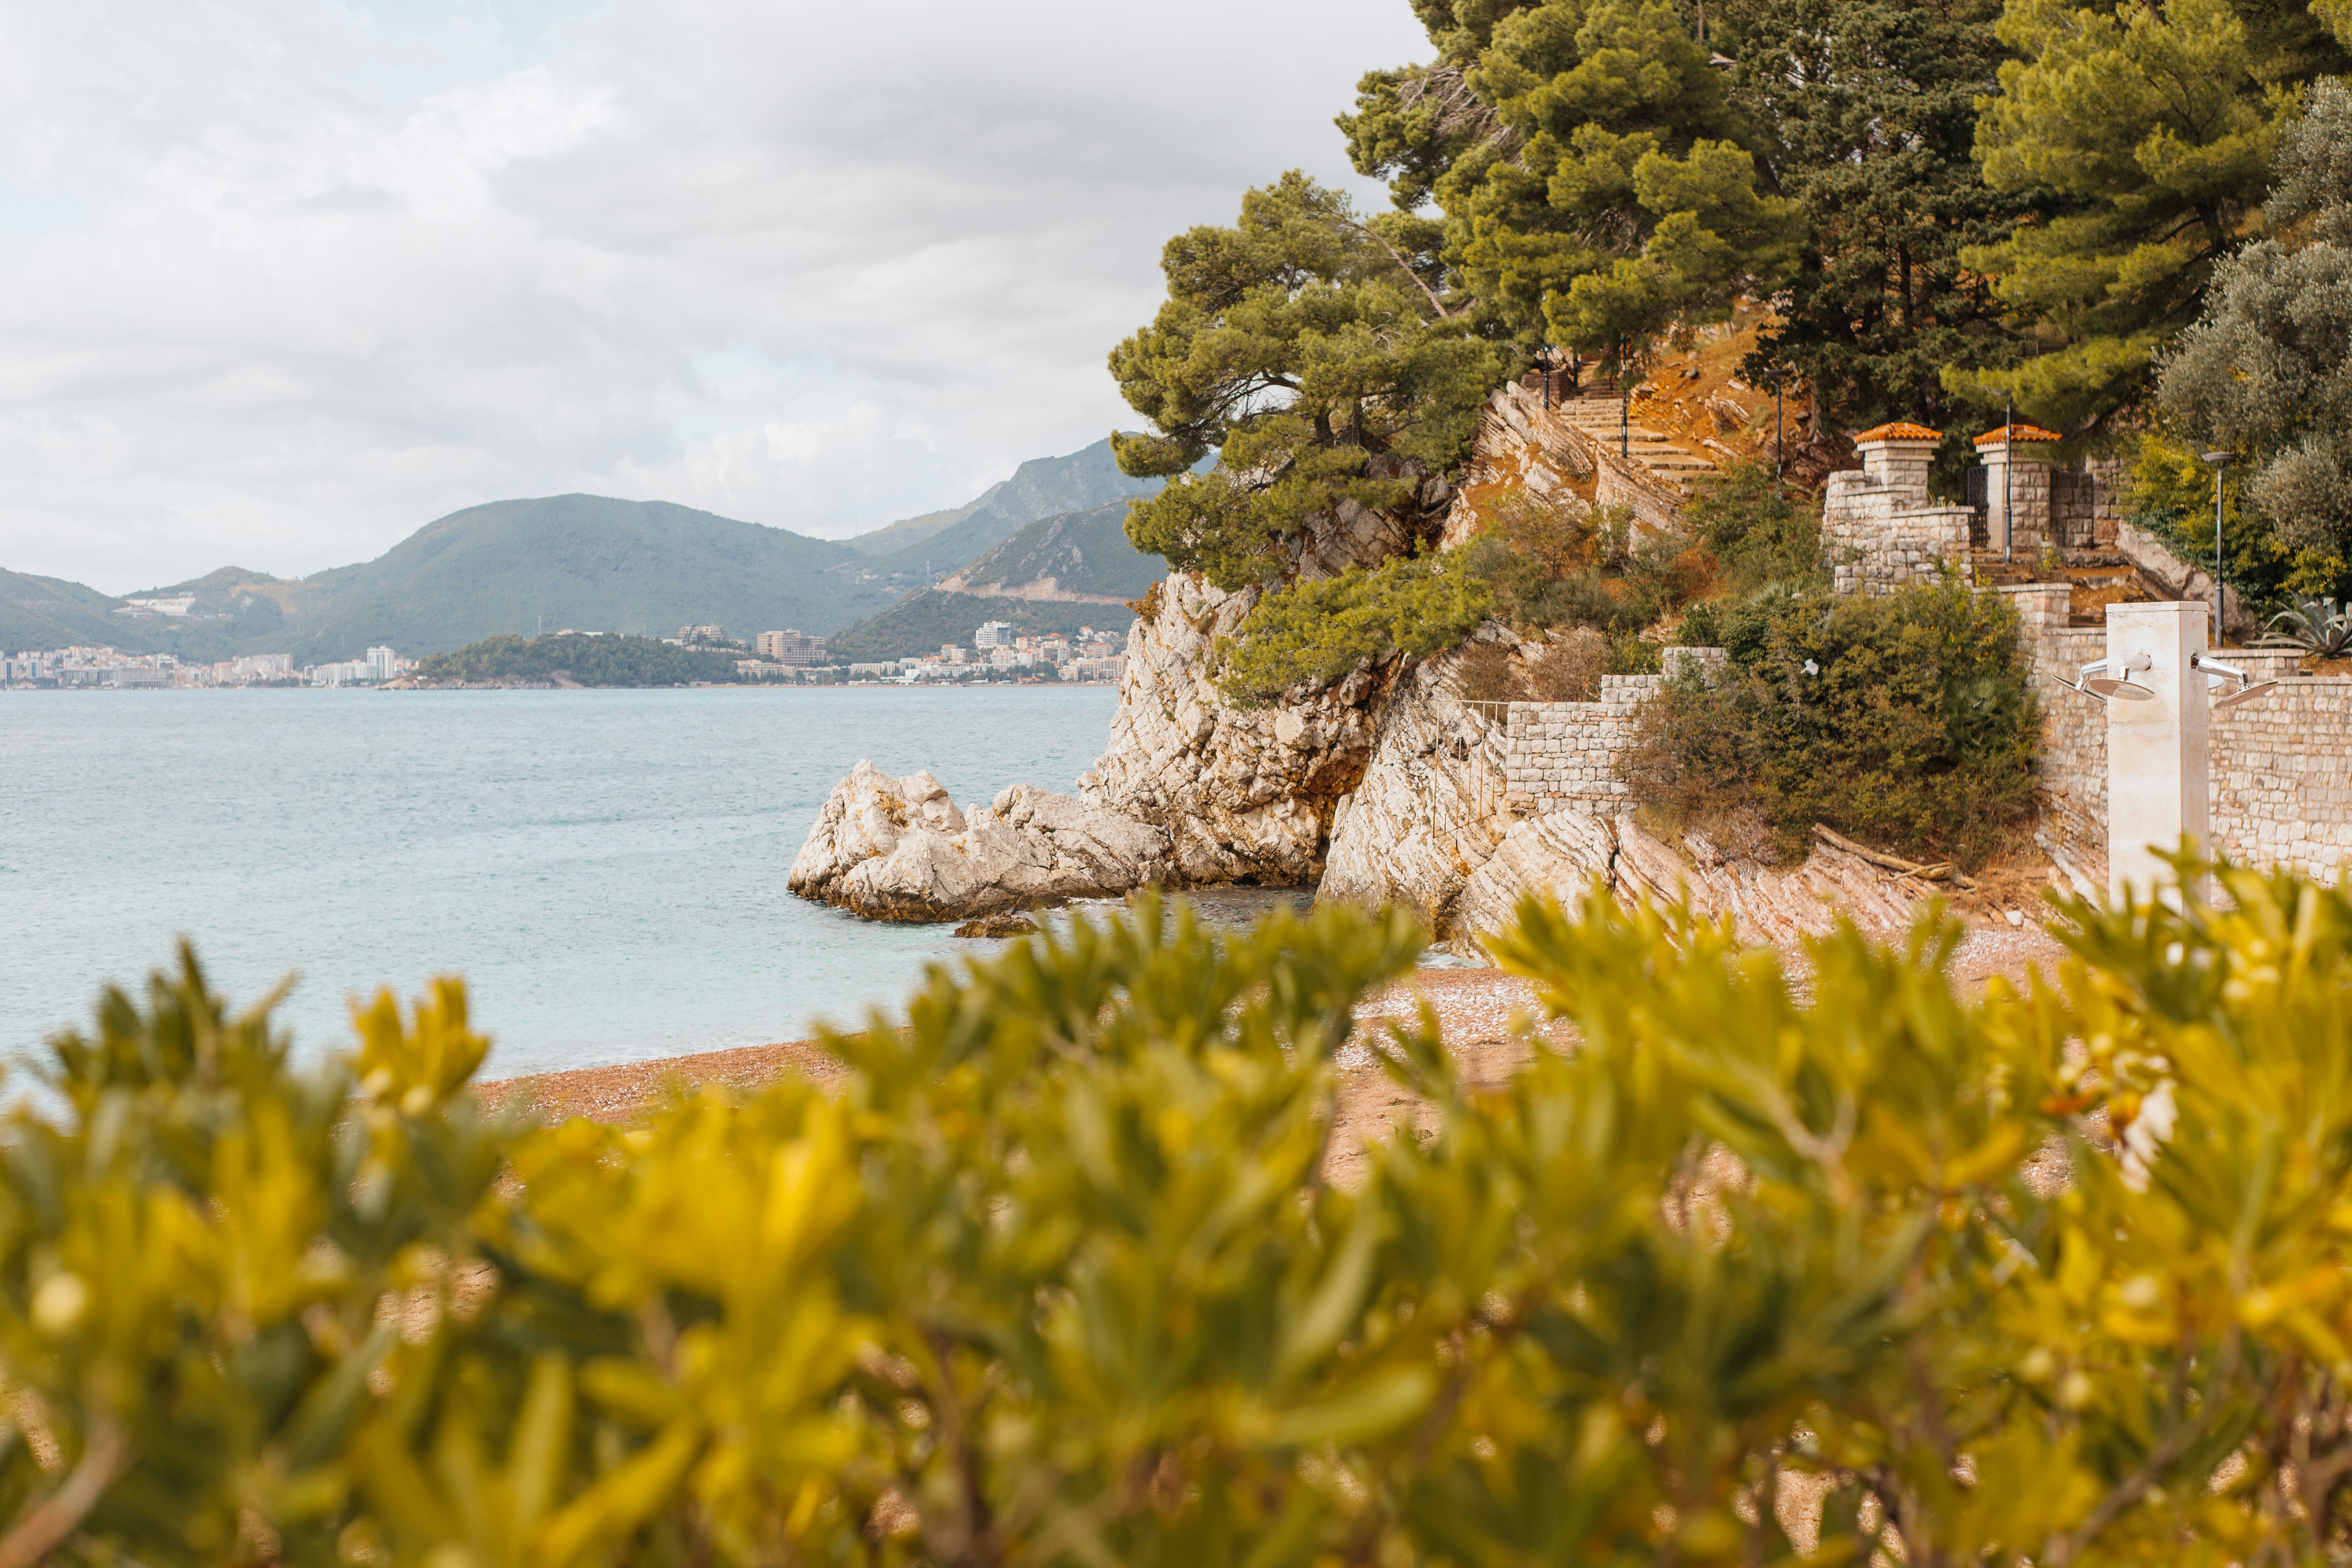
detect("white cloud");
top-left (0, 0), bottom-right (1433, 592)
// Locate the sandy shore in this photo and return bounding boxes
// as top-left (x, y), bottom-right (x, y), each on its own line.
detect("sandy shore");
top-left (476, 924), bottom-right (2073, 1128)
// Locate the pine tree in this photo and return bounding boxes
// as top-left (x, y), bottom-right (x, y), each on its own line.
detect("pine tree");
top-left (1949, 0), bottom-right (2345, 433)
top-left (1108, 173), bottom-right (1512, 590)
top-left (1340, 0), bottom-right (1801, 361)
top-left (1712, 0), bottom-right (2031, 455)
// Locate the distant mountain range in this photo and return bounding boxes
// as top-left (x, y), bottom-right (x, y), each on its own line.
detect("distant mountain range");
top-left (939, 500), bottom-right (1162, 604)
top-left (3, 439), bottom-right (1173, 663)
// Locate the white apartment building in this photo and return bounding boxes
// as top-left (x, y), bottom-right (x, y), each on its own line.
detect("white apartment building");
top-left (754, 629), bottom-right (828, 665)
top-left (972, 621), bottom-right (1014, 649)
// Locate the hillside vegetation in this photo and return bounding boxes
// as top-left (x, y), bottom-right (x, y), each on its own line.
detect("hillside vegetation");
top-left (1109, 0), bottom-right (2352, 688)
top-left (0, 568), bottom-right (169, 653)
top-left (940, 500), bottom-right (1163, 601)
top-left (848, 439), bottom-right (1166, 580)
top-left (412, 632), bottom-right (743, 687)
top-left (8, 439), bottom-right (1181, 665)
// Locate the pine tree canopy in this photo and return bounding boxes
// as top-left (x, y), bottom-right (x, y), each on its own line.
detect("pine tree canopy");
top-left (1711, 0), bottom-right (2030, 457)
top-left (1105, 0), bottom-right (2352, 693)
top-left (1109, 174), bottom-right (1511, 591)
top-left (1340, 0), bottom-right (1801, 357)
top-left (1951, 0), bottom-right (2344, 433)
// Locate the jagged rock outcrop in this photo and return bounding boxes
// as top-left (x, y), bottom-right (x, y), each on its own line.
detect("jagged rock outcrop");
top-left (1449, 809), bottom-right (1619, 934)
top-left (787, 762), bottom-right (1171, 922)
top-left (1318, 641), bottom-right (1516, 925)
top-left (1076, 478), bottom-right (1452, 887)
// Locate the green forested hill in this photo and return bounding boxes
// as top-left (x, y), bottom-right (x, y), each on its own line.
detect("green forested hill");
top-left (941, 501), bottom-right (1162, 601)
top-left (850, 440), bottom-right (1165, 580)
top-left (826, 590), bottom-right (1133, 664)
top-left (412, 632), bottom-right (742, 687)
top-left (261, 495), bottom-right (894, 662)
top-left (0, 568), bottom-right (162, 653)
top-left (32, 496), bottom-right (900, 664)
top-left (8, 441), bottom-right (1175, 665)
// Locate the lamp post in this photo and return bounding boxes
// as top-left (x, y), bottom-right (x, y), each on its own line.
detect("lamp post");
top-left (1758, 366), bottom-right (1790, 481)
top-left (2002, 397), bottom-right (2014, 565)
top-left (2200, 449), bottom-right (2234, 646)
top-left (1618, 335), bottom-right (1630, 459)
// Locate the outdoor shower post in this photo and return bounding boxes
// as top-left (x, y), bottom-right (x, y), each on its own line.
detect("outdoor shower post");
top-left (2104, 601), bottom-right (2211, 907)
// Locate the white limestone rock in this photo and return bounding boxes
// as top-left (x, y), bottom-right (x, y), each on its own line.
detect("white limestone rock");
top-left (1317, 643), bottom-right (1514, 926)
top-left (787, 762), bottom-right (1172, 923)
top-left (1444, 808), bottom-right (1930, 952)
top-left (1080, 564), bottom-right (1398, 887)
top-left (1449, 809), bottom-right (1620, 937)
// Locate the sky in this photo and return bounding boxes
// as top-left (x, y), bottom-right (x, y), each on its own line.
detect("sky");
top-left (0, 0), bottom-right (1434, 593)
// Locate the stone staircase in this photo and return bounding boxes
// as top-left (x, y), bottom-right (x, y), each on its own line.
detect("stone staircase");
top-left (1970, 546), bottom-right (2163, 625)
top-left (1554, 396), bottom-right (1720, 497)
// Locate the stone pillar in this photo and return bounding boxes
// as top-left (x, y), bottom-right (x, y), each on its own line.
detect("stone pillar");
top-left (1978, 445), bottom-right (2053, 558)
top-left (1854, 433), bottom-right (1936, 499)
top-left (2105, 601), bottom-right (2210, 906)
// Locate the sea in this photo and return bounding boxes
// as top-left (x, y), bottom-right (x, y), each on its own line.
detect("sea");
top-left (0, 686), bottom-right (1303, 1080)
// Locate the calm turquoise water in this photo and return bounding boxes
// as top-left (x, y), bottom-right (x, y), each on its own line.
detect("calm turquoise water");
top-left (0, 687), bottom-right (1132, 1077)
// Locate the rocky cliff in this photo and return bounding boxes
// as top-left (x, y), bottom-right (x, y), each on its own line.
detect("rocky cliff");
top-left (790, 414), bottom-right (1930, 945)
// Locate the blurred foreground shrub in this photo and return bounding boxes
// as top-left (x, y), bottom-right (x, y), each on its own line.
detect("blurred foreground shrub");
top-left (11, 864), bottom-right (2352, 1565)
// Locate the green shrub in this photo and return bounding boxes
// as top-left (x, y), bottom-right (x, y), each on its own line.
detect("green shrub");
top-left (20, 864), bottom-right (2352, 1565)
top-left (1211, 551), bottom-right (1491, 704)
top-left (1460, 490), bottom-right (1711, 642)
top-left (1682, 459), bottom-right (1827, 598)
top-left (1627, 577), bottom-right (2037, 866)
top-left (2128, 434), bottom-right (2352, 614)
top-left (414, 632), bottom-right (743, 687)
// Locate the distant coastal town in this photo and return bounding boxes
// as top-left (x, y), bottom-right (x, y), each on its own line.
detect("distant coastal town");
top-left (2, 618), bottom-right (1127, 690)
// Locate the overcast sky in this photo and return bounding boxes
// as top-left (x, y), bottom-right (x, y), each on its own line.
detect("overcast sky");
top-left (0, 0), bottom-right (1432, 593)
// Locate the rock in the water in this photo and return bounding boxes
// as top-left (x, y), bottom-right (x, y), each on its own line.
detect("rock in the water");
top-left (953, 911), bottom-right (1039, 938)
top-left (787, 762), bottom-right (1172, 923)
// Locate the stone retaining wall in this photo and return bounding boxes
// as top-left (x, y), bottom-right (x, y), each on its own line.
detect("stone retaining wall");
top-left (1497, 673), bottom-right (1664, 813)
top-left (2212, 674), bottom-right (2352, 875)
top-left (2002, 584), bottom-right (2352, 884)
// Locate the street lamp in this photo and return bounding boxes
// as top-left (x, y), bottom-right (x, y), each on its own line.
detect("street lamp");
top-left (2200, 449), bottom-right (2234, 645)
top-left (1757, 366), bottom-right (1790, 480)
top-left (1618, 335), bottom-right (1630, 459)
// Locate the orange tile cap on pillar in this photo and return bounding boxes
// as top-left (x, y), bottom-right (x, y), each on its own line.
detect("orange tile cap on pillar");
top-left (1975, 423), bottom-right (2065, 446)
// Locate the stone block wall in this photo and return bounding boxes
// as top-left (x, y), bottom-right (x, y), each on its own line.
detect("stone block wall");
top-left (1498, 672), bottom-right (1666, 813)
top-left (1979, 452), bottom-right (2051, 557)
top-left (2211, 671), bottom-right (2352, 875)
top-left (1822, 467), bottom-right (1974, 594)
top-left (2002, 583), bottom-right (2352, 883)
top-left (2006, 581), bottom-right (2111, 890)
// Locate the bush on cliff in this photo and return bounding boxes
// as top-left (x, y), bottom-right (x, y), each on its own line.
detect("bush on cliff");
top-left (1461, 490), bottom-right (1710, 645)
top-left (21, 866), bottom-right (2352, 1564)
top-left (1628, 577), bottom-right (2036, 866)
top-left (1210, 550), bottom-right (1492, 704)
